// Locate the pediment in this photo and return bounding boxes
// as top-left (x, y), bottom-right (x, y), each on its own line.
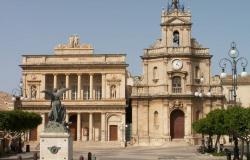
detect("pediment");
top-left (162, 17), bottom-right (191, 26)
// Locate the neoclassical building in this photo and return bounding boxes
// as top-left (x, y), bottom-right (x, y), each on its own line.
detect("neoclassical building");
top-left (130, 2), bottom-right (224, 145)
top-left (20, 36), bottom-right (128, 145)
top-left (221, 75), bottom-right (250, 108)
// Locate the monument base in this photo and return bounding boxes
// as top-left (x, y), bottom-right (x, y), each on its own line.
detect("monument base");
top-left (40, 132), bottom-right (73, 160)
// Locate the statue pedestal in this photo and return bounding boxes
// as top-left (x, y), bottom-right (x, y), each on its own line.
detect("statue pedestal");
top-left (40, 132), bottom-right (73, 160)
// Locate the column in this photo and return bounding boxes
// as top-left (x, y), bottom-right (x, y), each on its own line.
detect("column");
top-left (65, 74), bottom-right (69, 99)
top-left (77, 74), bottom-right (81, 100)
top-left (89, 74), bottom-right (93, 99)
top-left (144, 101), bottom-right (149, 137)
top-left (185, 104), bottom-right (192, 137)
top-left (131, 101), bottom-right (138, 136)
top-left (41, 113), bottom-right (46, 131)
top-left (163, 101), bottom-right (170, 138)
top-left (53, 74), bottom-right (57, 89)
top-left (77, 113), bottom-right (81, 141)
top-left (89, 113), bottom-right (93, 141)
top-left (121, 113), bottom-right (126, 144)
top-left (101, 113), bottom-right (106, 141)
top-left (40, 74), bottom-right (46, 99)
top-left (101, 74), bottom-right (106, 99)
top-left (65, 113), bottom-right (69, 122)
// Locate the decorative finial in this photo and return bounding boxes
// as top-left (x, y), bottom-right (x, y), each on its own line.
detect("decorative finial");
top-left (172, 0), bottom-right (179, 9)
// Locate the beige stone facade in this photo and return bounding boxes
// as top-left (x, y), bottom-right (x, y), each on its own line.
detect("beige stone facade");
top-left (221, 75), bottom-right (250, 108)
top-left (20, 36), bottom-right (128, 145)
top-left (130, 8), bottom-right (224, 145)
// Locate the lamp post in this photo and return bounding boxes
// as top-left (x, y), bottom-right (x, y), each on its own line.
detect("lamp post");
top-left (194, 76), bottom-right (211, 152)
top-left (219, 42), bottom-right (248, 106)
top-left (219, 42), bottom-right (248, 160)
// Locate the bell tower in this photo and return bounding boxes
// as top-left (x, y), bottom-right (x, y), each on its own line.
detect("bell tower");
top-left (161, 0), bottom-right (192, 48)
top-left (131, 0), bottom-right (224, 146)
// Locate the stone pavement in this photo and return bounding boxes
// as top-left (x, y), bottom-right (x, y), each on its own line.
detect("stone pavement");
top-left (73, 145), bottom-right (225, 160)
top-left (0, 144), bottom-right (226, 160)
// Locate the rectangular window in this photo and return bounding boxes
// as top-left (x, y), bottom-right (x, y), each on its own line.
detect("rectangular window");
top-left (95, 86), bottom-right (102, 100)
top-left (83, 86), bottom-right (89, 100)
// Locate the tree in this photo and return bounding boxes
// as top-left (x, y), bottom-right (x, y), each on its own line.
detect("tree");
top-left (0, 110), bottom-right (42, 152)
top-left (193, 117), bottom-right (214, 152)
top-left (206, 109), bottom-right (227, 153)
top-left (224, 107), bottom-right (250, 160)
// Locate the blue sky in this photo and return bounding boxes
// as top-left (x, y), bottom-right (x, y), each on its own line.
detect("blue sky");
top-left (0, 0), bottom-right (250, 93)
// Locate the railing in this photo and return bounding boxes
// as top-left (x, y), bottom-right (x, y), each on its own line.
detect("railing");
top-left (143, 47), bottom-right (209, 56)
top-left (172, 87), bottom-right (182, 94)
top-left (227, 98), bottom-right (242, 106)
top-left (22, 54), bottom-right (126, 65)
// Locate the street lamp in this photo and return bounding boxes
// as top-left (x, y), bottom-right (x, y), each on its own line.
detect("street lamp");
top-left (194, 76), bottom-right (212, 98)
top-left (219, 42), bottom-right (248, 105)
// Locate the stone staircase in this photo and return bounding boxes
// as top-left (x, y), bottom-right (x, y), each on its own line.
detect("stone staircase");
top-left (73, 141), bottom-right (122, 150)
top-left (160, 139), bottom-right (190, 147)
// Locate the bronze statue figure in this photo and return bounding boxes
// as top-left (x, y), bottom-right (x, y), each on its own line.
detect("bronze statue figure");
top-left (42, 88), bottom-right (69, 124)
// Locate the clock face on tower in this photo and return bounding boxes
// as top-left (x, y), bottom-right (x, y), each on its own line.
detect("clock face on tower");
top-left (172, 59), bottom-right (183, 70)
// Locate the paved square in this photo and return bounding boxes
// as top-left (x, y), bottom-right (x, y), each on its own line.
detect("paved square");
top-left (72, 145), bottom-right (225, 160)
top-left (0, 144), bottom-right (226, 160)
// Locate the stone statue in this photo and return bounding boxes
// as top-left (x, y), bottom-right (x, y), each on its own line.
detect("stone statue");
top-left (69, 36), bottom-right (74, 48)
top-left (73, 36), bottom-right (79, 48)
top-left (41, 88), bottom-right (70, 132)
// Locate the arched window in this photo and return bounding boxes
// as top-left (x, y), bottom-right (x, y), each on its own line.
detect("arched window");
top-left (153, 66), bottom-right (158, 82)
top-left (110, 85), bottom-right (116, 99)
top-left (154, 111), bottom-right (159, 129)
top-left (172, 76), bottom-right (182, 93)
top-left (195, 66), bottom-right (200, 79)
top-left (195, 110), bottom-right (203, 121)
top-left (173, 31), bottom-right (180, 47)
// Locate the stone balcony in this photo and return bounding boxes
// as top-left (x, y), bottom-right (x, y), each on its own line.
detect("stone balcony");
top-left (143, 47), bottom-right (209, 56)
top-left (21, 99), bottom-right (126, 107)
top-left (131, 84), bottom-right (223, 98)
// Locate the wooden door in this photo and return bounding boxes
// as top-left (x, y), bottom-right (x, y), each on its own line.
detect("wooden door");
top-left (109, 125), bottom-right (118, 141)
top-left (170, 110), bottom-right (184, 139)
top-left (29, 127), bottom-right (37, 141)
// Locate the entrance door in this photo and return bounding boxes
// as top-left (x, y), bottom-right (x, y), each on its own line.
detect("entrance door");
top-left (109, 125), bottom-right (118, 141)
top-left (29, 127), bottom-right (37, 141)
top-left (170, 109), bottom-right (184, 139)
top-left (69, 115), bottom-right (77, 141)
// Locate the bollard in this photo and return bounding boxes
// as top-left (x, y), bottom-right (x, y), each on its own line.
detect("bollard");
top-left (26, 144), bottom-right (30, 152)
top-left (33, 152), bottom-right (38, 160)
top-left (17, 155), bottom-right (22, 160)
top-left (92, 154), bottom-right (96, 160)
top-left (88, 152), bottom-right (92, 160)
top-left (79, 155), bottom-right (84, 160)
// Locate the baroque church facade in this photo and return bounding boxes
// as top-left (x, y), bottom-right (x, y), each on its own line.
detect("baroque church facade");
top-left (130, 2), bottom-right (224, 145)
